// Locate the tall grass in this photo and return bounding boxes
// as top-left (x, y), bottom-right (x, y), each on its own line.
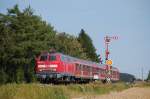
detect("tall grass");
top-left (133, 81), bottom-right (150, 87)
top-left (0, 82), bottom-right (130, 99)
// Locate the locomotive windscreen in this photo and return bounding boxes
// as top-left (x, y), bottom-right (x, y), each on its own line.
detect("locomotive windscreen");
top-left (49, 55), bottom-right (56, 61)
top-left (40, 55), bottom-right (47, 61)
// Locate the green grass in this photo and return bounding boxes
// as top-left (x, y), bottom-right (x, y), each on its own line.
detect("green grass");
top-left (0, 82), bottom-right (131, 99)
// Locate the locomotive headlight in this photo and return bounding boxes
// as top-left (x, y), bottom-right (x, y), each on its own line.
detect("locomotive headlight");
top-left (38, 64), bottom-right (45, 68)
top-left (49, 64), bottom-right (58, 68)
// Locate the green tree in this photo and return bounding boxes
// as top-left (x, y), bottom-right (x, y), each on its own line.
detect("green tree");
top-left (0, 69), bottom-right (8, 84)
top-left (16, 66), bottom-right (24, 83)
top-left (78, 29), bottom-right (99, 62)
top-left (147, 70), bottom-right (150, 81)
top-left (54, 32), bottom-right (87, 59)
top-left (0, 5), bottom-right (56, 83)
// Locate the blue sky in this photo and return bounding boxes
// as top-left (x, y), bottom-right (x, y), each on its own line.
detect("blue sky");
top-left (1, 0), bottom-right (150, 79)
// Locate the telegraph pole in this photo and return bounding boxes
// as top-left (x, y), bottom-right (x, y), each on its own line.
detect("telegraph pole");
top-left (142, 66), bottom-right (144, 81)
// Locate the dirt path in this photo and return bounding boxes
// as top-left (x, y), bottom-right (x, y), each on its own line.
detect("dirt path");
top-left (72, 87), bottom-right (150, 99)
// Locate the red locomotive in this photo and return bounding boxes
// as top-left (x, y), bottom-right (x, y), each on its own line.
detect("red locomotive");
top-left (35, 52), bottom-right (119, 83)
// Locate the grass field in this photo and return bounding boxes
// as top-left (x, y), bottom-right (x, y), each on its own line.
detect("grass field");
top-left (0, 82), bottom-right (144, 99)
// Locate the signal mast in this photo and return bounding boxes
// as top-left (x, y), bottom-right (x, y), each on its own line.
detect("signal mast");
top-left (104, 35), bottom-right (118, 82)
top-left (104, 36), bottom-right (118, 63)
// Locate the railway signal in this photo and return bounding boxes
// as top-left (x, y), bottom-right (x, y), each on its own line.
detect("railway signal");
top-left (104, 35), bottom-right (118, 82)
top-left (104, 35), bottom-right (118, 63)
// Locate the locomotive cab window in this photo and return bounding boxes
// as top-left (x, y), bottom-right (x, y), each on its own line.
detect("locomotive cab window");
top-left (61, 55), bottom-right (65, 61)
top-left (40, 55), bottom-right (47, 61)
top-left (49, 55), bottom-right (56, 61)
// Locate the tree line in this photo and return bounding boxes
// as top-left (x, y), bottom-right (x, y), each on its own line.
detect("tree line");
top-left (0, 5), bottom-right (99, 84)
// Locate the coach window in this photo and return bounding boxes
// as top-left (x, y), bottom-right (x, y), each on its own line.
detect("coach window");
top-left (87, 66), bottom-right (90, 71)
top-left (99, 69), bottom-right (102, 73)
top-left (79, 64), bottom-right (82, 70)
top-left (97, 68), bottom-right (99, 73)
top-left (40, 55), bottom-right (47, 61)
top-left (76, 64), bottom-right (79, 70)
top-left (49, 55), bottom-right (56, 61)
top-left (83, 65), bottom-right (85, 71)
top-left (102, 70), bottom-right (104, 74)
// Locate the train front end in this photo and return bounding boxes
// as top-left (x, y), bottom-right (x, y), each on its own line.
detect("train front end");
top-left (35, 52), bottom-right (61, 83)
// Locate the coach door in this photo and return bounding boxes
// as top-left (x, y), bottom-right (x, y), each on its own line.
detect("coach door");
top-left (75, 63), bottom-right (82, 78)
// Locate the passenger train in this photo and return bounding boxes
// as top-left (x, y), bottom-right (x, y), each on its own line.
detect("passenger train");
top-left (35, 52), bottom-right (119, 83)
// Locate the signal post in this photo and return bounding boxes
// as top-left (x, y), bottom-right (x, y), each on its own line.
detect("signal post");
top-left (104, 35), bottom-right (118, 82)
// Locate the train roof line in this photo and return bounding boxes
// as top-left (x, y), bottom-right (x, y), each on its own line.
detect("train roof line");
top-left (55, 52), bottom-right (114, 67)
top-left (41, 52), bottom-right (118, 70)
